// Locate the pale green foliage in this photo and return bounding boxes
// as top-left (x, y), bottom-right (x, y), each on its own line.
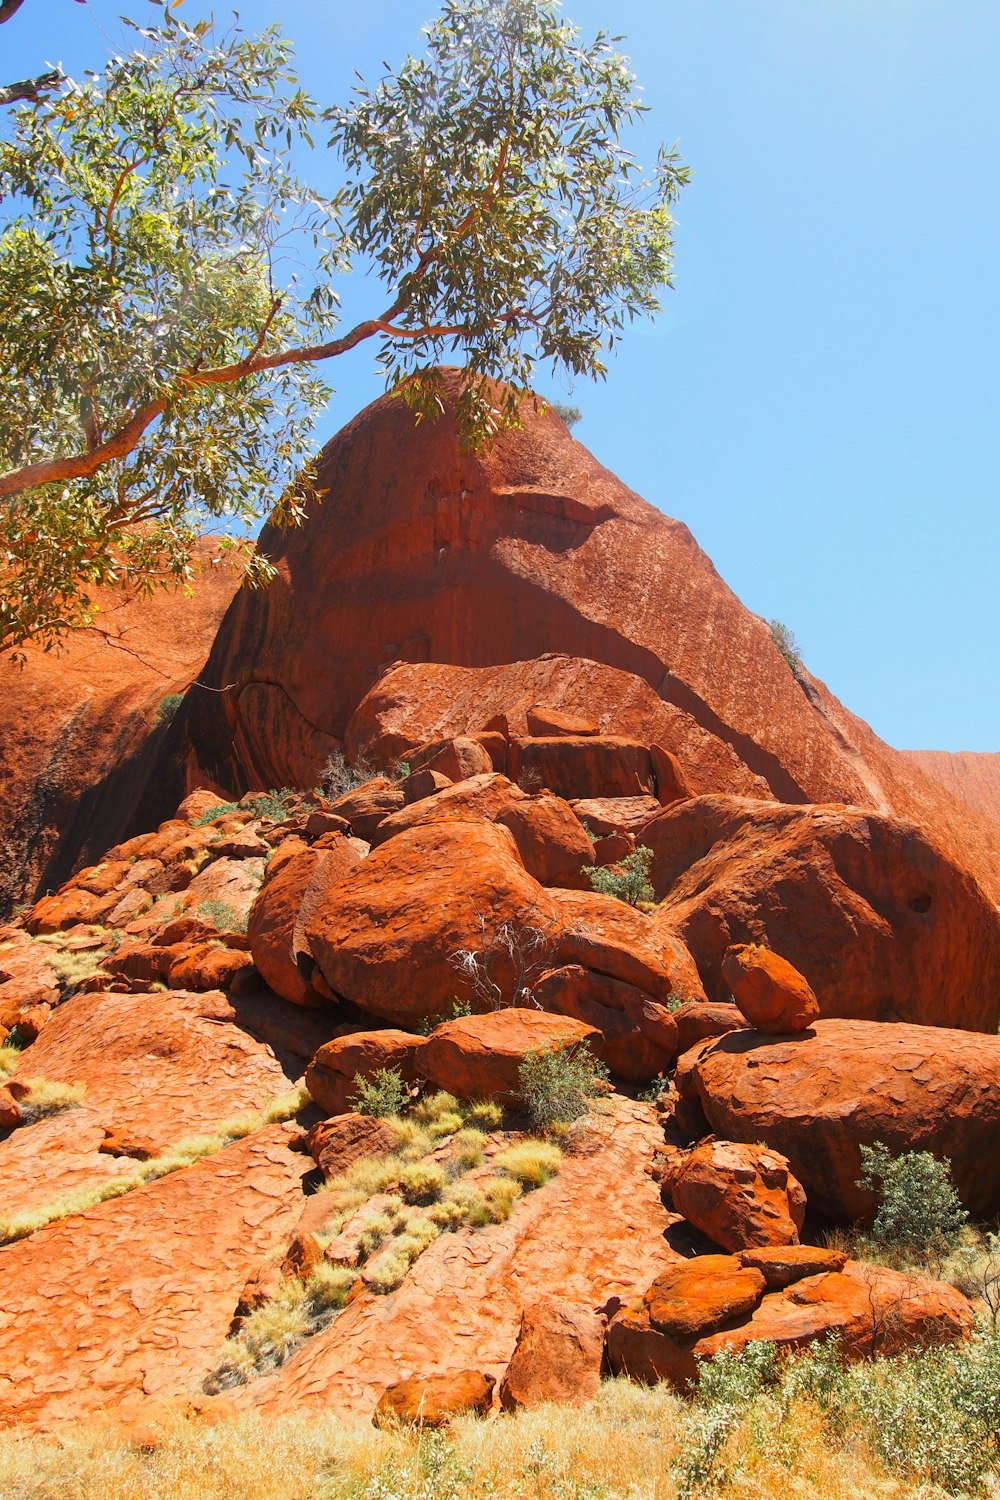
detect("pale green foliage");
top-left (0, 6), bottom-right (337, 653)
top-left (191, 801), bottom-right (241, 826)
top-left (350, 1068), bottom-right (407, 1118)
top-left (857, 1142), bottom-right (968, 1257)
top-left (768, 618), bottom-right (801, 671)
top-left (549, 401), bottom-right (582, 429)
top-left (196, 898), bottom-right (247, 934)
top-left (517, 1042), bottom-right (608, 1127)
top-left (585, 845), bottom-right (654, 906)
top-left (1, 0), bottom-right (686, 655)
top-left (246, 788), bottom-right (297, 822)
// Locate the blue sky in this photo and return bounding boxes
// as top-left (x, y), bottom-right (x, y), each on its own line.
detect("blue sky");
top-left (4, 0), bottom-right (998, 751)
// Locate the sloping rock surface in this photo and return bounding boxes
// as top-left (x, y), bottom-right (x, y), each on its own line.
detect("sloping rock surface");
top-left (242, 1099), bottom-right (675, 1419)
top-left (0, 1126), bottom-right (308, 1430)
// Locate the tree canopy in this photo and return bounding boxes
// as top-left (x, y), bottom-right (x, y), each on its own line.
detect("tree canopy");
top-left (0, 0), bottom-right (689, 656)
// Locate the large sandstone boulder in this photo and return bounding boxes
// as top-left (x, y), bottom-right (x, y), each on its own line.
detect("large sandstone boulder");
top-left (306, 821), bottom-right (555, 1026)
top-left (721, 943), bottom-right (820, 1033)
top-left (371, 773), bottom-right (596, 890)
top-left (649, 797), bottom-right (1000, 1031)
top-left (305, 1031), bottom-right (425, 1117)
top-left (498, 1300), bottom-right (605, 1410)
top-left (663, 1140), bottom-right (806, 1252)
top-left (247, 836), bottom-right (366, 1007)
top-left (676, 1019), bottom-right (1000, 1220)
top-left (419, 1009), bottom-right (599, 1102)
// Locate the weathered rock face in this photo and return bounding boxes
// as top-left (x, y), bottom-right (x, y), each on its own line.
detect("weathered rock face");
top-left (419, 1009), bottom-right (599, 1103)
top-left (0, 542), bottom-right (240, 917)
top-left (0, 1126), bottom-right (308, 1430)
top-left (247, 837), bottom-right (367, 1007)
top-left (166, 374), bottom-right (1000, 911)
top-left (649, 797), bottom-right (1000, 1032)
top-left (676, 1019), bottom-right (1000, 1221)
top-left (498, 1299), bottom-right (606, 1410)
top-left (374, 1370), bottom-right (495, 1428)
top-left (721, 944), bottom-right (820, 1034)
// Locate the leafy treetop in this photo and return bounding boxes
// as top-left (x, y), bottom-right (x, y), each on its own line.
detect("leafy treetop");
top-left (0, 0), bottom-right (688, 656)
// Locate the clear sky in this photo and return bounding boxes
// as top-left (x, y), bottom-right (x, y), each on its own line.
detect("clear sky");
top-left (4, 0), bottom-right (998, 751)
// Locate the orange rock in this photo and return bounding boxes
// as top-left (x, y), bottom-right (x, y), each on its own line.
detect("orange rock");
top-left (175, 789), bottom-right (230, 824)
top-left (650, 745), bottom-right (692, 805)
top-left (525, 707), bottom-right (597, 737)
top-left (547, 888), bottom-right (706, 1006)
top-left (26, 889), bottom-right (108, 934)
top-left (306, 820), bottom-right (556, 1026)
top-left (166, 943), bottom-right (256, 992)
top-left (0, 1126), bottom-right (309, 1429)
top-left (0, 1086), bottom-right (22, 1129)
top-left (533, 965), bottom-right (678, 1081)
top-left (649, 796), bottom-right (1000, 1031)
top-left (737, 1245), bottom-right (848, 1290)
top-left (571, 796), bottom-right (661, 837)
top-left (608, 1256), bottom-right (973, 1388)
top-left (247, 838), bottom-right (365, 1007)
top-left (664, 1140), bottom-right (806, 1251)
top-left (420, 1009), bottom-right (599, 1102)
top-left (305, 1030), bottom-right (425, 1116)
top-left (280, 1230), bottom-right (323, 1282)
top-left (401, 768), bottom-right (453, 804)
top-left (644, 1256), bottom-right (767, 1340)
top-left (373, 1370), bottom-right (495, 1428)
top-left (509, 736), bottom-right (657, 801)
top-left (721, 944), bottom-right (820, 1034)
top-left (304, 1112), bottom-right (402, 1179)
top-left (498, 1299), bottom-right (605, 1410)
top-left (676, 1018), bottom-right (1000, 1220)
top-left (328, 780), bottom-right (405, 841)
top-left (409, 736), bottom-right (494, 782)
top-left (674, 1001), bottom-right (747, 1056)
top-left (14, 1003), bottom-right (51, 1042)
top-left (372, 772), bottom-right (596, 891)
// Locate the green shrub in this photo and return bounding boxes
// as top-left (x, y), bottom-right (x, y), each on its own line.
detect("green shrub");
top-left (349, 1068), bottom-right (406, 1118)
top-left (768, 618), bottom-right (801, 671)
top-left (857, 1142), bottom-right (968, 1258)
top-left (197, 899), bottom-right (247, 935)
top-left (154, 692), bottom-right (185, 726)
top-left (517, 1042), bottom-right (609, 1129)
top-left (549, 401), bottom-right (582, 429)
top-left (247, 788), bottom-right (296, 822)
top-left (585, 845), bottom-right (654, 906)
top-left (191, 801), bottom-right (240, 826)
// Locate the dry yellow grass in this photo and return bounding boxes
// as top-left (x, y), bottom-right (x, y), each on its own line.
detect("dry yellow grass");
top-left (0, 1380), bottom-right (935, 1500)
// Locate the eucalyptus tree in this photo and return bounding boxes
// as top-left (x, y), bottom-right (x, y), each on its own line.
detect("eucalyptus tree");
top-left (0, 0), bottom-right (688, 654)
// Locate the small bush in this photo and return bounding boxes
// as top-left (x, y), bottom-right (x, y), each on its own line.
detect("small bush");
top-left (768, 618), bottom-right (801, 671)
top-left (0, 1043), bottom-right (24, 1076)
top-left (549, 401), bottom-right (582, 429)
top-left (191, 801), bottom-right (240, 827)
top-left (318, 749), bottom-right (374, 800)
top-left (397, 1161), bottom-right (447, 1205)
top-left (357, 1211), bottom-right (396, 1259)
top-left (477, 1176), bottom-right (523, 1223)
top-left (585, 845), bottom-right (655, 906)
top-left (428, 1181), bottom-right (488, 1229)
top-left (247, 789), bottom-right (296, 823)
top-left (154, 692), bottom-right (185, 726)
top-left (366, 1216), bottom-right (440, 1294)
top-left (451, 1127), bottom-right (487, 1169)
top-left (466, 1099), bottom-right (504, 1130)
top-left (349, 1068), bottom-right (406, 1118)
top-left (857, 1142), bottom-right (968, 1259)
top-left (197, 899), bottom-right (247, 935)
top-left (517, 1042), bottom-right (609, 1129)
top-left (494, 1140), bottom-right (563, 1190)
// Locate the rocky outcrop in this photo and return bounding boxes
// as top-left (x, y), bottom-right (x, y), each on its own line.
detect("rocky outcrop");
top-left (607, 1253), bottom-right (974, 1388)
top-left (649, 797), bottom-right (1000, 1031)
top-left (0, 541), bottom-right (240, 916)
top-left (675, 1020), bottom-right (1000, 1220)
top-left (663, 1140), bottom-right (806, 1252)
top-left (721, 944), bottom-right (820, 1034)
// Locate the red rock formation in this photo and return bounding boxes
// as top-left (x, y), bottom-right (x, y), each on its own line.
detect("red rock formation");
top-left (721, 944), bottom-right (820, 1034)
top-left (649, 797), bottom-right (1000, 1032)
top-left (664, 1140), bottom-right (806, 1251)
top-left (419, 1009), bottom-right (599, 1102)
top-left (498, 1300), bottom-right (606, 1410)
top-left (675, 1019), bottom-right (1000, 1220)
top-left (0, 541), bottom-right (240, 916)
top-left (905, 750), bottom-right (1000, 842)
top-left (374, 1370), bottom-right (495, 1428)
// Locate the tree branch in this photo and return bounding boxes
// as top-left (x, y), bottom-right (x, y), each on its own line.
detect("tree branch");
top-left (0, 69), bottom-right (62, 106)
top-left (0, 0), bottom-right (28, 22)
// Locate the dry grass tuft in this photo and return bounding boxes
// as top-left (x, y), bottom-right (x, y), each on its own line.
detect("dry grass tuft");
top-left (492, 1140), bottom-right (562, 1189)
top-left (15, 1077), bottom-right (87, 1124)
